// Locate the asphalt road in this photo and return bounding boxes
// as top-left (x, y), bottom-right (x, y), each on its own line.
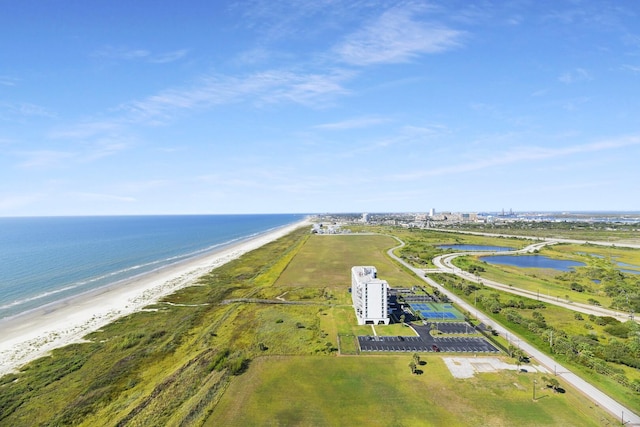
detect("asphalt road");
top-left (385, 236), bottom-right (640, 426)
top-left (432, 243), bottom-right (637, 323)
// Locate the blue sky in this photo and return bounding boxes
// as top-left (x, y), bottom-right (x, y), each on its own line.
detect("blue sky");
top-left (1, 0), bottom-right (639, 216)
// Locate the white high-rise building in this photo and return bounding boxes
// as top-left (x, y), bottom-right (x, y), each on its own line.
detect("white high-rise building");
top-left (351, 266), bottom-right (389, 325)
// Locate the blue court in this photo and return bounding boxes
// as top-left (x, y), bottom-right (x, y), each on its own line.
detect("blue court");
top-left (408, 302), bottom-right (463, 320)
top-left (410, 303), bottom-right (432, 312)
top-left (421, 311), bottom-right (457, 319)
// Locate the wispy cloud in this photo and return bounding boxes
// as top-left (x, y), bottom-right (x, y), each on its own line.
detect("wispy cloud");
top-left (149, 50), bottom-right (189, 64)
top-left (82, 139), bottom-right (130, 162)
top-left (116, 179), bottom-right (170, 194)
top-left (622, 64), bottom-right (640, 74)
top-left (16, 150), bottom-right (75, 169)
top-left (325, 123), bottom-right (448, 161)
top-left (391, 135), bottom-right (640, 180)
top-left (49, 121), bottom-right (123, 139)
top-left (0, 193), bottom-right (45, 212)
top-left (334, 5), bottom-right (464, 66)
top-left (0, 75), bottom-right (19, 86)
top-left (230, 0), bottom-right (391, 42)
top-left (0, 102), bottom-right (55, 121)
top-left (314, 116), bottom-right (390, 130)
top-left (561, 96), bottom-right (590, 111)
top-left (558, 67), bottom-right (592, 84)
top-left (71, 192), bottom-right (136, 203)
top-left (92, 46), bottom-right (188, 64)
top-left (120, 69), bottom-right (353, 124)
top-left (16, 138), bottom-right (129, 169)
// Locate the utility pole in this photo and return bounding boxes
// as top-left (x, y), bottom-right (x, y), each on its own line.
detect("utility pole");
top-left (533, 379), bottom-right (537, 401)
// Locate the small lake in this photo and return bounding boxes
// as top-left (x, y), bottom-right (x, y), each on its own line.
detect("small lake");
top-left (438, 244), bottom-right (514, 252)
top-left (480, 255), bottom-right (585, 272)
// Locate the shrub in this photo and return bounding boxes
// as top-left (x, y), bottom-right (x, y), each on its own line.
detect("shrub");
top-left (570, 282), bottom-right (585, 292)
top-left (604, 323), bottom-right (630, 338)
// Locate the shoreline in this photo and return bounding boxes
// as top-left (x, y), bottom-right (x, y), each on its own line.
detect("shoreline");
top-left (0, 219), bottom-right (309, 378)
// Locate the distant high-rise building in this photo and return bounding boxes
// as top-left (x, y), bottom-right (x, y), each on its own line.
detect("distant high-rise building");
top-left (429, 208), bottom-right (435, 217)
top-left (351, 266), bottom-right (389, 325)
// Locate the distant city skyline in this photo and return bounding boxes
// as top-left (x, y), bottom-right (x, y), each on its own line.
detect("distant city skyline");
top-left (2, 1), bottom-right (639, 216)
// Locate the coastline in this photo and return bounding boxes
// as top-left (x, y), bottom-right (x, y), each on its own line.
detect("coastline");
top-left (0, 219), bottom-right (309, 378)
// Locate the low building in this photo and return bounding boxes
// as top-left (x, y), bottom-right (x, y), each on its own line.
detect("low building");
top-left (351, 266), bottom-right (389, 325)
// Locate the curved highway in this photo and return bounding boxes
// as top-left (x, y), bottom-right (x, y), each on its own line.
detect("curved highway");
top-left (432, 242), bottom-right (637, 323)
top-left (385, 236), bottom-right (640, 426)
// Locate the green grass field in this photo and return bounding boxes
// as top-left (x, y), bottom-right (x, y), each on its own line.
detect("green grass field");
top-left (208, 356), bottom-right (614, 426)
top-left (203, 233), bottom-right (620, 425)
top-left (0, 228), bottom-right (630, 426)
top-left (274, 234), bottom-right (423, 290)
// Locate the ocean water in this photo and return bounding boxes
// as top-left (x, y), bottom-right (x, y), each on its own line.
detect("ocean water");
top-left (0, 214), bottom-right (304, 320)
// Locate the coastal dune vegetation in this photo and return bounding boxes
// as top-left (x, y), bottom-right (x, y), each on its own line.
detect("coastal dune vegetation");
top-left (0, 225), bottom-right (628, 425)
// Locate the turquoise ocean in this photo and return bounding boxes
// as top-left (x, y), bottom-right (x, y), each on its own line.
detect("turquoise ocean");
top-left (0, 214), bottom-right (304, 320)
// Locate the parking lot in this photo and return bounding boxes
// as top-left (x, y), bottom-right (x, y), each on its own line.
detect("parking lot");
top-left (430, 322), bottom-right (476, 334)
top-left (357, 322), bottom-right (500, 353)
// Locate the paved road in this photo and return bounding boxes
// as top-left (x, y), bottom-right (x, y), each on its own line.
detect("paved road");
top-left (429, 228), bottom-right (640, 250)
top-left (386, 236), bottom-right (640, 426)
top-left (433, 246), bottom-right (637, 323)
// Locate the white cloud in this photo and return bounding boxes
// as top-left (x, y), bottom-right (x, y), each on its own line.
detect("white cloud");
top-left (71, 192), bottom-right (136, 203)
top-left (562, 96), bottom-right (590, 111)
top-left (81, 139), bottom-right (129, 162)
top-left (0, 102), bottom-right (55, 120)
top-left (149, 49), bottom-right (189, 64)
top-left (334, 6), bottom-right (464, 66)
top-left (49, 121), bottom-right (123, 139)
top-left (17, 150), bottom-right (75, 169)
top-left (622, 64), bottom-right (640, 73)
top-left (116, 179), bottom-right (170, 193)
top-left (15, 137), bottom-right (129, 169)
top-left (314, 116), bottom-right (390, 130)
top-left (92, 46), bottom-right (188, 64)
top-left (0, 76), bottom-right (19, 86)
top-left (391, 135), bottom-right (640, 180)
top-left (120, 69), bottom-right (354, 124)
top-left (558, 68), bottom-right (592, 84)
top-left (0, 193), bottom-right (45, 212)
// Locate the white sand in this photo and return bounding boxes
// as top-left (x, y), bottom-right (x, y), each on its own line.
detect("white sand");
top-left (0, 220), bottom-right (309, 377)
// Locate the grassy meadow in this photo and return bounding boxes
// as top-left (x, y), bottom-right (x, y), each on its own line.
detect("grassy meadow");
top-left (0, 226), bottom-right (628, 426)
top-left (452, 241), bottom-right (640, 309)
top-left (208, 355), bottom-right (613, 427)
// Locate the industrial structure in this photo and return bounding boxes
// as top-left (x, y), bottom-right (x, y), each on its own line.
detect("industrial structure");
top-left (351, 266), bottom-right (389, 325)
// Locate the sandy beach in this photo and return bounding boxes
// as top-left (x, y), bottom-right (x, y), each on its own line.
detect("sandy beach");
top-left (0, 220), bottom-right (308, 378)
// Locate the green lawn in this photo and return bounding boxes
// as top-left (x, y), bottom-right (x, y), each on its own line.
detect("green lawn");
top-left (207, 356), bottom-right (615, 426)
top-left (1, 227), bottom-right (632, 426)
top-left (275, 234), bottom-right (424, 290)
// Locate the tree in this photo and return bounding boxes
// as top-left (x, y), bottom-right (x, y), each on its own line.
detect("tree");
top-left (413, 353), bottom-right (420, 365)
top-left (400, 314), bottom-right (406, 325)
top-left (409, 361), bottom-right (417, 374)
top-left (542, 376), bottom-right (560, 391)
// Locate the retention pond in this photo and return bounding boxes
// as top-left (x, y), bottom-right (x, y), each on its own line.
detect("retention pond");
top-left (480, 255), bottom-right (585, 272)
